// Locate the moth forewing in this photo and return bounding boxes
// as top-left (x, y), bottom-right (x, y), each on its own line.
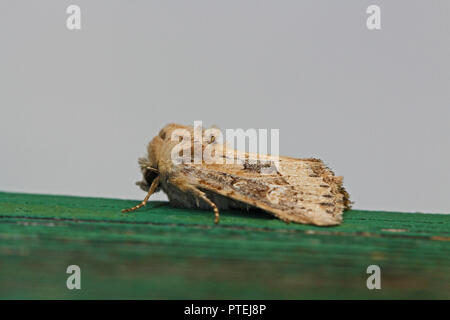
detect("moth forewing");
top-left (182, 155), bottom-right (348, 226)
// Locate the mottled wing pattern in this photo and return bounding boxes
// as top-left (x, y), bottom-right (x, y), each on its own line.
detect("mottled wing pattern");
top-left (180, 153), bottom-right (351, 226)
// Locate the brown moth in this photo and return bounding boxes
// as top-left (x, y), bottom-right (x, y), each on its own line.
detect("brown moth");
top-left (123, 123), bottom-right (351, 226)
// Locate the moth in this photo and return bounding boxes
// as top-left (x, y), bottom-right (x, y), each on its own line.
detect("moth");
top-left (123, 123), bottom-right (351, 226)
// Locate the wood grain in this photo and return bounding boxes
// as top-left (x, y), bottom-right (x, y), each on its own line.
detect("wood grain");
top-left (0, 191), bottom-right (448, 299)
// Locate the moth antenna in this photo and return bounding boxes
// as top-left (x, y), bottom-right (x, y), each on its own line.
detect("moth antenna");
top-left (122, 176), bottom-right (160, 213)
top-left (145, 167), bottom-right (159, 173)
top-left (138, 157), bottom-right (151, 167)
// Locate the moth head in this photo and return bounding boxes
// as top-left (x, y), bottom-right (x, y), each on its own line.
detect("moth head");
top-left (136, 157), bottom-right (159, 192)
top-left (158, 123), bottom-right (192, 141)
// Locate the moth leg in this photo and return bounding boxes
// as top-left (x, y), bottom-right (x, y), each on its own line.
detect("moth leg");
top-left (122, 176), bottom-right (160, 213)
top-left (187, 186), bottom-right (220, 224)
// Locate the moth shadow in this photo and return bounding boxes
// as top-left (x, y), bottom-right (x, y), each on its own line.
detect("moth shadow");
top-left (213, 206), bottom-right (278, 222)
top-left (145, 201), bottom-right (277, 222)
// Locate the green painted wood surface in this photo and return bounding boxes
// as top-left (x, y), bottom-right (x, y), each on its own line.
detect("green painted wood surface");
top-left (0, 191), bottom-right (448, 299)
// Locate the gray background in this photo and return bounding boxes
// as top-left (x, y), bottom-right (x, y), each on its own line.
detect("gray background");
top-left (1, 1), bottom-right (449, 213)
